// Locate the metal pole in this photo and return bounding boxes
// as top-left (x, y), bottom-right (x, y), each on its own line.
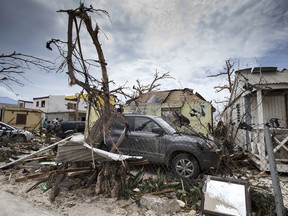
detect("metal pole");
top-left (264, 125), bottom-right (286, 216)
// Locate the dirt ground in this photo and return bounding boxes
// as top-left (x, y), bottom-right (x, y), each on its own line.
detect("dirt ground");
top-left (2, 165), bottom-right (288, 216)
top-left (0, 136), bottom-right (197, 216)
top-left (0, 172), bottom-right (127, 216)
top-left (0, 167), bottom-right (197, 216)
top-left (1, 138), bottom-right (287, 216)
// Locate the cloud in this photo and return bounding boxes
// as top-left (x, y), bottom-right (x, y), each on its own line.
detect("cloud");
top-left (0, 0), bottom-right (288, 107)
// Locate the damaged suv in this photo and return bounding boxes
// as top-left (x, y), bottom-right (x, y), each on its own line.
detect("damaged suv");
top-left (105, 114), bottom-right (220, 179)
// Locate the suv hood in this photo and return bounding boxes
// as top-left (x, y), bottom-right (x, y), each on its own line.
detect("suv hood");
top-left (169, 133), bottom-right (217, 150)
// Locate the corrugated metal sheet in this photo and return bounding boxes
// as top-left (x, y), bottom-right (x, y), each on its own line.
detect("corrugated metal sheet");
top-left (55, 135), bottom-right (107, 162)
top-left (55, 137), bottom-right (142, 162)
top-left (236, 68), bottom-right (288, 85)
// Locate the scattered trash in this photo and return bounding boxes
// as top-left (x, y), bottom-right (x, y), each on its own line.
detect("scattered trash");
top-left (40, 182), bottom-right (47, 192)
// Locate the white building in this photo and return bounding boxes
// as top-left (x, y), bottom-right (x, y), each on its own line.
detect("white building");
top-left (33, 95), bottom-right (87, 122)
top-left (225, 67), bottom-right (288, 172)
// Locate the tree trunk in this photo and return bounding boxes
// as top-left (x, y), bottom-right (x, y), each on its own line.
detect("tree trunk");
top-left (95, 162), bottom-right (126, 198)
top-left (85, 111), bottom-right (117, 147)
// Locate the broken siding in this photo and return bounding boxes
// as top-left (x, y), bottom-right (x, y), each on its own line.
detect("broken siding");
top-left (163, 90), bottom-right (212, 134)
top-left (136, 91), bottom-right (170, 104)
top-left (182, 102), bottom-right (212, 134)
top-left (164, 89), bottom-right (199, 104)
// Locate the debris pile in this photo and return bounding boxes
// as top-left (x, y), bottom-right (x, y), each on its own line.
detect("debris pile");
top-left (0, 133), bottom-right (205, 215)
top-left (0, 133), bottom-right (286, 216)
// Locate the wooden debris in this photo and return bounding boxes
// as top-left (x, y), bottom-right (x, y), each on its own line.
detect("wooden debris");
top-left (86, 169), bottom-right (98, 186)
top-left (128, 160), bottom-right (150, 166)
top-left (0, 136), bottom-right (72, 169)
top-left (67, 170), bottom-right (91, 177)
top-left (15, 167), bottom-right (91, 182)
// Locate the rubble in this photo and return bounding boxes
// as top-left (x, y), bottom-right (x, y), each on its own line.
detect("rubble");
top-left (0, 132), bottom-right (287, 216)
top-left (140, 194), bottom-right (181, 214)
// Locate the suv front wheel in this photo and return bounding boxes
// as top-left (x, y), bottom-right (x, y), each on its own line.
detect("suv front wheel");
top-left (171, 153), bottom-right (200, 179)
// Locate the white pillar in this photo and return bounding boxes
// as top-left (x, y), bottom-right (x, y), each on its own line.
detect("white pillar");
top-left (257, 90), bottom-right (264, 127)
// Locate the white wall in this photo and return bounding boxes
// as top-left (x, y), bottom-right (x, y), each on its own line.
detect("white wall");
top-left (33, 95), bottom-right (87, 113)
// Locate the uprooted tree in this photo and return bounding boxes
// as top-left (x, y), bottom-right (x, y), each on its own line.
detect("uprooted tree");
top-left (47, 3), bottom-right (171, 198)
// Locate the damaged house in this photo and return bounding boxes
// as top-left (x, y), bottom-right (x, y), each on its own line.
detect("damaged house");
top-left (0, 97), bottom-right (42, 131)
top-left (0, 106), bottom-right (42, 131)
top-left (125, 88), bottom-right (215, 135)
top-left (225, 67), bottom-right (288, 172)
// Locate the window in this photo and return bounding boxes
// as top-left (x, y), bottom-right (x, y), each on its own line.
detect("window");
top-left (133, 117), bottom-right (160, 132)
top-left (36, 101), bottom-right (39, 107)
top-left (67, 103), bottom-right (77, 110)
top-left (19, 102), bottom-right (24, 108)
top-left (41, 100), bottom-right (45, 107)
top-left (16, 114), bottom-right (27, 124)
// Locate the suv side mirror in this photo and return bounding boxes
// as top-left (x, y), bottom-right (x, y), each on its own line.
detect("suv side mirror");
top-left (152, 127), bottom-right (164, 135)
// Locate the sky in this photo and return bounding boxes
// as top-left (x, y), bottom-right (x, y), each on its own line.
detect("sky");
top-left (1, 0), bottom-right (288, 111)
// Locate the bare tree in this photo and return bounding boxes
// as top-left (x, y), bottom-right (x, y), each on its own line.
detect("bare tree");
top-left (207, 60), bottom-right (237, 146)
top-left (47, 3), bottom-right (173, 198)
top-left (0, 52), bottom-right (54, 93)
top-left (132, 71), bottom-right (173, 96)
top-left (208, 59), bottom-right (235, 104)
top-left (48, 4), bottom-right (124, 197)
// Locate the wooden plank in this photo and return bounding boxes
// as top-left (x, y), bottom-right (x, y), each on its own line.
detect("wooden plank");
top-left (15, 167), bottom-right (91, 182)
top-left (273, 135), bottom-right (288, 153)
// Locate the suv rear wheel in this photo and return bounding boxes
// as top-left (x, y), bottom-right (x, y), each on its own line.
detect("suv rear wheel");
top-left (171, 153), bottom-right (200, 179)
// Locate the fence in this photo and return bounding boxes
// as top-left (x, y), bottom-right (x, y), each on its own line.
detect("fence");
top-left (227, 124), bottom-right (288, 215)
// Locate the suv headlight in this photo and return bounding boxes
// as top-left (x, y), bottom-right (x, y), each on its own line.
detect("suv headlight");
top-left (206, 139), bottom-right (218, 150)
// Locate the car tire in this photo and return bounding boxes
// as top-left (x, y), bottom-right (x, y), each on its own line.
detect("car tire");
top-left (171, 153), bottom-right (200, 179)
top-left (65, 130), bottom-right (74, 138)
